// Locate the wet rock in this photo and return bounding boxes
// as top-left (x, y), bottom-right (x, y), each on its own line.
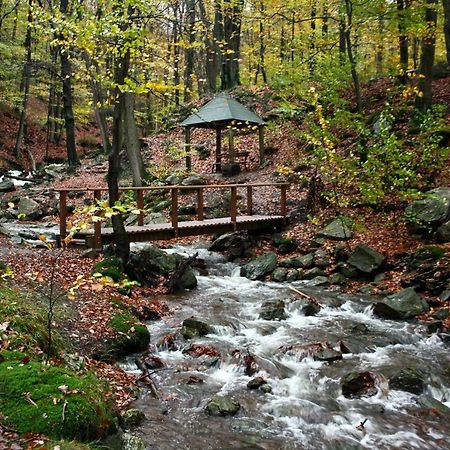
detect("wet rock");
top-left (436, 220), bottom-right (450, 242)
top-left (373, 287), bottom-right (429, 319)
top-left (122, 409), bottom-right (146, 429)
top-left (122, 433), bottom-right (146, 450)
top-left (209, 231), bottom-right (252, 259)
top-left (259, 300), bottom-right (286, 320)
top-left (181, 318), bottom-right (212, 339)
top-left (316, 216), bottom-right (353, 241)
top-left (432, 308), bottom-right (450, 320)
top-left (389, 368), bottom-right (425, 395)
top-left (247, 376), bottom-right (267, 390)
top-left (336, 262), bottom-right (359, 278)
top-left (183, 344), bottom-right (221, 358)
top-left (440, 290), bottom-right (450, 302)
top-left (301, 267), bottom-right (326, 280)
top-left (314, 349), bottom-right (343, 363)
top-left (329, 273), bottom-right (347, 286)
top-left (0, 180), bottom-right (15, 192)
top-left (165, 173), bottom-right (184, 185)
top-left (242, 252), bottom-right (277, 280)
top-left (341, 371), bottom-right (377, 398)
top-left (205, 396), bottom-right (240, 416)
top-left (307, 276), bottom-right (329, 286)
top-left (143, 355), bottom-right (165, 369)
top-left (293, 298), bottom-right (321, 316)
top-left (0, 225), bottom-right (10, 237)
top-left (279, 253), bottom-right (314, 269)
top-left (271, 267), bottom-right (288, 282)
top-left (285, 269), bottom-right (299, 282)
top-left (351, 323), bottom-right (369, 333)
top-left (426, 320), bottom-right (443, 333)
top-left (18, 197), bottom-right (42, 220)
top-left (347, 244), bottom-right (386, 275)
top-left (405, 188), bottom-right (450, 232)
top-left (260, 383), bottom-right (273, 394)
top-left (418, 395), bottom-right (450, 416)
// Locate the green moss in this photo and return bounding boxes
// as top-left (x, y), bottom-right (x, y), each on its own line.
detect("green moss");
top-left (93, 258), bottom-right (124, 282)
top-left (0, 354), bottom-right (115, 441)
top-left (103, 313), bottom-right (150, 359)
top-left (0, 287), bottom-right (65, 355)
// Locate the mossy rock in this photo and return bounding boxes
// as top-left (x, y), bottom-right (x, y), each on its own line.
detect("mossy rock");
top-left (93, 257), bottom-right (124, 282)
top-left (105, 313), bottom-right (150, 359)
top-left (0, 353), bottom-right (115, 441)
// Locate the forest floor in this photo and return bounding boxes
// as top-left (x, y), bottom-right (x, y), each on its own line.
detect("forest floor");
top-left (1, 75), bottom-right (450, 448)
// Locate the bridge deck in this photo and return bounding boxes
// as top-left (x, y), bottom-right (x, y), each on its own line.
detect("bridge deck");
top-left (75, 214), bottom-right (285, 246)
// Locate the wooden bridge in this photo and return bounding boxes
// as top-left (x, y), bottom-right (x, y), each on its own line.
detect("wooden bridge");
top-left (57, 183), bottom-right (289, 248)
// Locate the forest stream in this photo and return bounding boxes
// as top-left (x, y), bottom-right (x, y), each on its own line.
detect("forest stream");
top-left (120, 244), bottom-right (450, 450)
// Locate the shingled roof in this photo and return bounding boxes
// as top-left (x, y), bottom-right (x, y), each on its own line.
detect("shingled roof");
top-left (181, 93), bottom-right (264, 129)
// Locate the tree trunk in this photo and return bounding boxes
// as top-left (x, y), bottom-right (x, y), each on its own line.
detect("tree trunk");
top-left (344, 0), bottom-right (362, 113)
top-left (60, 0), bottom-right (79, 168)
top-left (14, 0), bottom-right (32, 159)
top-left (254, 1), bottom-right (267, 84)
top-left (443, 0), bottom-right (450, 66)
top-left (108, 49), bottom-right (130, 263)
top-left (221, 0), bottom-right (243, 90)
top-left (123, 92), bottom-right (145, 187)
top-left (376, 15), bottom-right (384, 75)
top-left (397, 0), bottom-right (409, 82)
top-left (415, 0), bottom-right (438, 112)
top-left (172, 1), bottom-right (181, 106)
top-left (184, 0), bottom-right (195, 102)
top-left (338, 11), bottom-right (346, 62)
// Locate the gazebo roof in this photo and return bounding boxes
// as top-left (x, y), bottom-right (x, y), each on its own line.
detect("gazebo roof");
top-left (181, 93), bottom-right (264, 129)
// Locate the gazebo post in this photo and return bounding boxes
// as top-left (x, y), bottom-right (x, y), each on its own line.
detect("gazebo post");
top-left (258, 125), bottom-right (265, 165)
top-left (228, 127), bottom-right (235, 162)
top-left (215, 128), bottom-right (222, 172)
top-left (185, 126), bottom-right (192, 171)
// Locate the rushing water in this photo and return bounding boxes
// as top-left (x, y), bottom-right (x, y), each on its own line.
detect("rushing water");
top-left (122, 244), bottom-right (450, 450)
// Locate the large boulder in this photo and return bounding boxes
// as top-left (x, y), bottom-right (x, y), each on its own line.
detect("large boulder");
top-left (181, 175), bottom-right (206, 186)
top-left (0, 180), bottom-right (15, 192)
top-left (209, 232), bottom-right (252, 259)
top-left (341, 372), bottom-right (377, 398)
top-left (205, 396), bottom-right (240, 416)
top-left (125, 245), bottom-right (197, 290)
top-left (436, 221), bottom-right (450, 242)
top-left (373, 287), bottom-right (429, 319)
top-left (279, 253), bottom-right (314, 269)
top-left (181, 318), bottom-right (212, 339)
top-left (242, 252), bottom-right (277, 280)
top-left (389, 368), bottom-right (425, 395)
top-left (347, 244), bottom-right (386, 274)
top-left (405, 188), bottom-right (450, 232)
top-left (18, 197), bottom-right (42, 220)
top-left (316, 216), bottom-right (353, 241)
top-left (259, 300), bottom-right (286, 320)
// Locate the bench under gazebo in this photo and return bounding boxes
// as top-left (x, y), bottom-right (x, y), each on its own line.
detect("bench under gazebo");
top-left (181, 93), bottom-right (265, 173)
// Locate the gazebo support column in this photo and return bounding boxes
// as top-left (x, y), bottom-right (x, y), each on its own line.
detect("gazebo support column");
top-left (258, 125), bottom-right (265, 165)
top-left (185, 127), bottom-right (192, 171)
top-left (215, 128), bottom-right (222, 172)
top-left (228, 128), bottom-right (235, 162)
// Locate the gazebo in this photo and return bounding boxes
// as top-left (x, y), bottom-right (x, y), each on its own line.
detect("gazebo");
top-left (181, 93), bottom-right (265, 172)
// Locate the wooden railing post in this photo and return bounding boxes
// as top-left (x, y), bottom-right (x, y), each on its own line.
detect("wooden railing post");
top-left (246, 186), bottom-right (253, 215)
top-left (197, 187), bottom-right (204, 221)
top-left (59, 190), bottom-right (67, 246)
top-left (230, 186), bottom-right (237, 229)
top-left (280, 184), bottom-right (287, 217)
top-left (93, 189), bottom-right (102, 249)
top-left (137, 189), bottom-right (144, 226)
top-left (171, 187), bottom-right (179, 237)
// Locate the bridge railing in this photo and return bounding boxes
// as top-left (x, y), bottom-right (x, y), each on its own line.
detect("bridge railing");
top-left (56, 182), bottom-right (289, 246)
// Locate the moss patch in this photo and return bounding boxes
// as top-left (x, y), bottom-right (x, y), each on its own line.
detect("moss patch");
top-left (101, 313), bottom-right (150, 360)
top-left (0, 287), bottom-right (65, 355)
top-left (93, 257), bottom-right (124, 282)
top-left (0, 353), bottom-right (115, 441)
